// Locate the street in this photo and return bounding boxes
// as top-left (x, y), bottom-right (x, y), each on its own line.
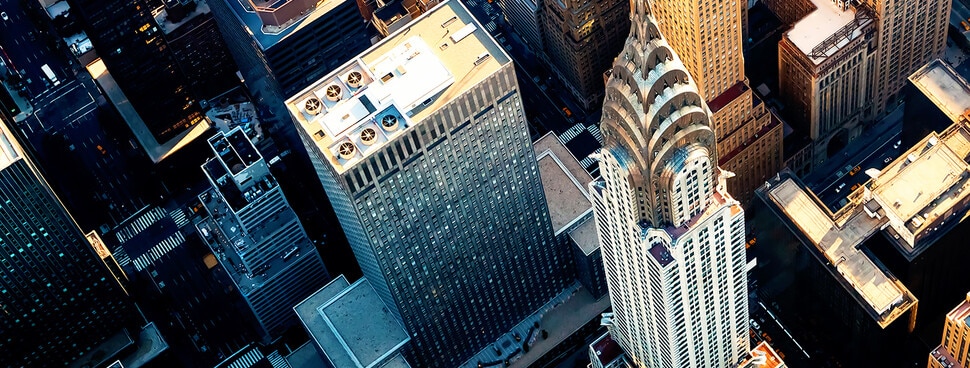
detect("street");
top-left (0, 0), bottom-right (74, 97)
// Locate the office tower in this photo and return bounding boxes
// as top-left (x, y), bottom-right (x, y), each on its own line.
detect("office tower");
top-left (777, 0), bottom-right (876, 167)
top-left (155, 0), bottom-right (241, 99)
top-left (591, 1), bottom-right (749, 366)
top-left (500, 0), bottom-right (543, 51)
top-left (861, 0), bottom-right (950, 117)
top-left (541, 0), bottom-right (628, 109)
top-left (285, 2), bottom-right (573, 366)
top-left (207, 0), bottom-right (372, 100)
top-left (646, 0), bottom-right (783, 204)
top-left (70, 0), bottom-right (207, 160)
top-left (196, 128), bottom-right (330, 339)
top-left (928, 293), bottom-right (970, 368)
top-left (904, 59), bottom-right (970, 148)
top-left (0, 116), bottom-right (136, 365)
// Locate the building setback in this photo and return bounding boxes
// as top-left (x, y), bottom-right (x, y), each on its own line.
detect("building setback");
top-left (592, 1), bottom-right (750, 366)
top-left (285, 2), bottom-right (573, 366)
top-left (0, 115), bottom-right (136, 366)
top-left (928, 292), bottom-right (970, 368)
top-left (196, 128), bottom-right (330, 340)
top-left (645, 0), bottom-right (783, 205)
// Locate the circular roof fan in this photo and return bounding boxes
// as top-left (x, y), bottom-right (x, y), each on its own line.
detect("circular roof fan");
top-left (360, 127), bottom-right (377, 145)
top-left (337, 141), bottom-right (356, 160)
top-left (304, 97), bottom-right (322, 115)
top-left (325, 84), bottom-right (342, 102)
top-left (380, 115), bottom-right (399, 131)
top-left (347, 71), bottom-right (363, 88)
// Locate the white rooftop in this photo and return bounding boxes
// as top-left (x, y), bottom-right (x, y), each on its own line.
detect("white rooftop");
top-left (286, 0), bottom-right (510, 174)
top-left (786, 0), bottom-right (870, 64)
top-left (909, 59), bottom-right (970, 123)
top-left (0, 117), bottom-right (22, 170)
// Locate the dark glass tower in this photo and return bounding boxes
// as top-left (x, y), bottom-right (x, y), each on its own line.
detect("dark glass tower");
top-left (0, 117), bottom-right (135, 366)
top-left (69, 0), bottom-right (205, 144)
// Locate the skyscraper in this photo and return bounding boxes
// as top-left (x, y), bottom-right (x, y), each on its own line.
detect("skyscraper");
top-left (592, 1), bottom-right (749, 366)
top-left (541, 0), bottom-right (629, 109)
top-left (0, 116), bottom-right (136, 365)
top-left (285, 2), bottom-right (573, 366)
top-left (196, 128), bottom-right (330, 339)
top-left (928, 292), bottom-right (970, 368)
top-left (70, 0), bottom-right (206, 151)
top-left (646, 0), bottom-right (783, 204)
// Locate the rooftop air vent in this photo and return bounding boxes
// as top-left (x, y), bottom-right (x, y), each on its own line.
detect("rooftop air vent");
top-left (474, 52), bottom-right (491, 66)
top-left (325, 84), bottom-right (342, 102)
top-left (360, 127), bottom-right (377, 145)
top-left (381, 115), bottom-right (399, 132)
top-left (346, 71), bottom-right (363, 88)
top-left (337, 141), bottom-right (357, 160)
top-left (304, 97), bottom-right (322, 115)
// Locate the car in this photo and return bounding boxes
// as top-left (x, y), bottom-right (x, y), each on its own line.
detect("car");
top-left (894, 140), bottom-right (901, 149)
top-left (835, 182), bottom-right (846, 193)
top-left (849, 165), bottom-right (861, 175)
top-left (884, 156), bottom-right (893, 164)
top-left (1, 12), bottom-right (8, 21)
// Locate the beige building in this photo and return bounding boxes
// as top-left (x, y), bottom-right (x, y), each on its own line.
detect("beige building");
top-left (542, 0), bottom-right (628, 109)
top-left (928, 293), bottom-right (970, 368)
top-left (778, 0), bottom-right (876, 166)
top-left (645, 0), bottom-right (784, 205)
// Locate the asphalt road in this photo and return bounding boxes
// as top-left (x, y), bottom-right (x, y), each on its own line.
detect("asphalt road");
top-left (0, 0), bottom-right (73, 97)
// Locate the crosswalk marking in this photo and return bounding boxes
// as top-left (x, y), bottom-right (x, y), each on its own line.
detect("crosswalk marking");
top-left (132, 232), bottom-right (185, 271)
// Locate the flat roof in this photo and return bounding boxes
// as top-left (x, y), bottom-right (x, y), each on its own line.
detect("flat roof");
top-left (285, 342), bottom-right (329, 368)
top-left (86, 59), bottom-right (210, 163)
top-left (767, 178), bottom-right (916, 327)
top-left (221, 0), bottom-right (354, 50)
top-left (534, 133), bottom-right (594, 234)
top-left (294, 276), bottom-right (411, 368)
top-left (0, 114), bottom-right (22, 170)
top-left (739, 342), bottom-right (785, 368)
top-left (569, 218), bottom-right (599, 255)
top-left (286, 0), bottom-right (510, 174)
top-left (785, 0), bottom-right (871, 64)
top-left (909, 59), bottom-right (970, 123)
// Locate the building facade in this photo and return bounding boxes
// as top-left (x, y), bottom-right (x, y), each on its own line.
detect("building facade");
top-left (285, 2), bottom-right (573, 366)
top-left (645, 0), bottom-right (783, 205)
top-left (197, 128), bottom-right (330, 339)
top-left (0, 116), bottom-right (136, 366)
top-left (777, 0), bottom-right (877, 167)
top-left (592, 2), bottom-right (749, 366)
top-left (500, 0), bottom-right (544, 51)
top-left (155, 0), bottom-right (241, 99)
top-left (928, 293), bottom-right (970, 368)
top-left (541, 0), bottom-right (628, 109)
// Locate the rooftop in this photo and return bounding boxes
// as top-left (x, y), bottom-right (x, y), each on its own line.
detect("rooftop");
top-left (868, 122), bottom-right (970, 253)
top-left (786, 0), bottom-right (872, 64)
top-left (569, 217), bottom-right (599, 255)
top-left (589, 333), bottom-right (624, 367)
top-left (294, 275), bottom-right (411, 368)
top-left (929, 345), bottom-right (964, 368)
top-left (221, 0), bottom-right (354, 50)
top-left (86, 59), bottom-right (210, 163)
top-left (154, 1), bottom-right (211, 34)
top-left (947, 292), bottom-right (970, 327)
top-left (534, 133), bottom-right (594, 234)
top-left (285, 0), bottom-right (510, 174)
top-left (0, 115), bottom-right (22, 170)
top-left (909, 59), bottom-right (970, 124)
top-left (766, 178), bottom-right (917, 327)
top-left (739, 342), bottom-right (786, 368)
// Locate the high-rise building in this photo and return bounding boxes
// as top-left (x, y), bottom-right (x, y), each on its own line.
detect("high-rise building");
top-left (500, 0), bottom-right (543, 51)
top-left (70, 0), bottom-right (207, 158)
top-left (196, 128), bottom-right (330, 339)
top-left (154, 0), bottom-right (241, 99)
top-left (928, 292), bottom-right (970, 368)
top-left (646, 0), bottom-right (783, 204)
top-left (541, 0), bottom-right (629, 109)
top-left (777, 0), bottom-right (876, 167)
top-left (285, 2), bottom-right (573, 366)
top-left (0, 115), bottom-right (136, 366)
top-left (861, 0), bottom-right (950, 117)
top-left (592, 1), bottom-right (750, 366)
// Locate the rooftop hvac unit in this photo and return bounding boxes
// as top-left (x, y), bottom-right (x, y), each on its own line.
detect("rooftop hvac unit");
top-left (304, 97), bottom-right (322, 115)
top-left (337, 141), bottom-right (357, 160)
top-left (325, 84), bottom-right (342, 102)
top-left (360, 127), bottom-right (377, 145)
top-left (381, 114), bottom-right (399, 132)
top-left (346, 71), bottom-right (363, 88)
